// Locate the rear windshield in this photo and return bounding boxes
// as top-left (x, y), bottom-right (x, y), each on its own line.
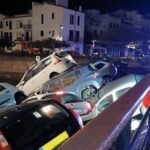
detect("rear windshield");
top-left (2, 103), bottom-right (74, 150)
top-left (42, 93), bottom-right (83, 104)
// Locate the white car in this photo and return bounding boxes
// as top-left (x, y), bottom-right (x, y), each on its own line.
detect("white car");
top-left (17, 51), bottom-right (76, 96)
top-left (95, 74), bottom-right (144, 113)
top-left (24, 91), bottom-right (98, 123)
top-left (0, 83), bottom-right (26, 106)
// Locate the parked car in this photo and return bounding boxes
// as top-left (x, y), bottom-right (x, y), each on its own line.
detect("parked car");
top-left (0, 83), bottom-right (26, 106)
top-left (0, 100), bottom-right (83, 150)
top-left (24, 91), bottom-right (98, 123)
top-left (95, 74), bottom-right (144, 113)
top-left (89, 60), bottom-right (117, 82)
top-left (40, 63), bottom-right (103, 100)
top-left (17, 51), bottom-right (77, 96)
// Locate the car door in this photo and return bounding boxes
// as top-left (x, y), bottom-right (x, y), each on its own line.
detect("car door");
top-left (0, 85), bottom-right (12, 105)
top-left (97, 94), bottom-right (113, 113)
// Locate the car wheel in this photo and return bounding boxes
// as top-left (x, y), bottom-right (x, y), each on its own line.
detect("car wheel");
top-left (81, 86), bottom-right (97, 100)
top-left (15, 92), bottom-right (27, 104)
top-left (49, 72), bottom-right (59, 79)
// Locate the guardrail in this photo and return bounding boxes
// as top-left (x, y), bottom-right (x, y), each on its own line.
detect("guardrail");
top-left (59, 74), bottom-right (150, 150)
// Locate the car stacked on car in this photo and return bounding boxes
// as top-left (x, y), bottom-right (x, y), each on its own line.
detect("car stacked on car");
top-left (1, 51), bottom-right (148, 149)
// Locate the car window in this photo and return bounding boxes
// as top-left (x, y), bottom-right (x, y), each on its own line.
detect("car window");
top-left (97, 95), bottom-right (113, 113)
top-left (55, 51), bottom-right (68, 58)
top-left (0, 85), bottom-right (6, 92)
top-left (61, 71), bottom-right (80, 88)
top-left (94, 63), bottom-right (105, 70)
top-left (41, 79), bottom-right (62, 94)
top-left (115, 87), bottom-right (130, 99)
top-left (2, 103), bottom-right (70, 149)
top-left (43, 94), bottom-right (83, 104)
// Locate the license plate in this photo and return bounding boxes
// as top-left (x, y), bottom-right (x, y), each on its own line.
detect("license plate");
top-left (74, 109), bottom-right (82, 113)
top-left (39, 131), bottom-right (69, 150)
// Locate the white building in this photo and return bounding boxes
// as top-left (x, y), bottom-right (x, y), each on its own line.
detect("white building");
top-left (0, 0), bottom-right (85, 54)
top-left (0, 13), bottom-right (32, 41)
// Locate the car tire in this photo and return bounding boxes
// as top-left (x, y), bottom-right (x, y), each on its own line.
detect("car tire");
top-left (15, 92), bottom-right (27, 104)
top-left (81, 85), bottom-right (97, 100)
top-left (49, 72), bottom-right (59, 79)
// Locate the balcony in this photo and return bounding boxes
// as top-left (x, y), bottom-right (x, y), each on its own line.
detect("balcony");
top-left (23, 24), bottom-right (32, 30)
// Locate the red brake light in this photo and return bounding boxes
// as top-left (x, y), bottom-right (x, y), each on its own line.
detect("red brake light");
top-left (54, 58), bottom-right (61, 65)
top-left (0, 131), bottom-right (12, 150)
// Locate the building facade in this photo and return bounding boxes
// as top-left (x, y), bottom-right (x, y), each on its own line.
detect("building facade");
top-left (0, 0), bottom-right (85, 54)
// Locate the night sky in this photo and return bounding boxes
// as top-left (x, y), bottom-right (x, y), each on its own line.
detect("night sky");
top-left (0, 0), bottom-right (150, 15)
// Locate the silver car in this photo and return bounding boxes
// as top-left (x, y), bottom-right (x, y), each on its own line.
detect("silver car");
top-left (89, 60), bottom-right (117, 82)
top-left (40, 64), bottom-right (103, 100)
top-left (24, 91), bottom-right (98, 122)
top-left (95, 74), bottom-right (144, 113)
top-left (0, 83), bottom-right (26, 106)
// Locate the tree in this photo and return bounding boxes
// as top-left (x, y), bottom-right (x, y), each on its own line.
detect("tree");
top-left (28, 38), bottom-right (70, 49)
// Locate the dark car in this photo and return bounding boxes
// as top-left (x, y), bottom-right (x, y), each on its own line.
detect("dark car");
top-left (0, 100), bottom-right (83, 150)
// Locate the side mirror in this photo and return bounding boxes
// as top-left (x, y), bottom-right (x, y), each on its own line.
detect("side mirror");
top-left (36, 56), bottom-right (40, 64)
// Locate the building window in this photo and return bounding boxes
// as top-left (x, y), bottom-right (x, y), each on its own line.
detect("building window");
top-left (69, 30), bottom-right (73, 41)
top-left (16, 20), bottom-right (23, 28)
top-left (75, 31), bottom-right (80, 42)
top-left (0, 31), bottom-right (3, 39)
top-left (9, 21), bottom-right (12, 30)
top-left (41, 14), bottom-right (44, 24)
top-left (52, 13), bottom-right (55, 19)
top-left (0, 21), bottom-right (3, 28)
top-left (40, 30), bottom-right (44, 36)
top-left (9, 32), bottom-right (12, 40)
top-left (77, 16), bottom-right (80, 26)
top-left (6, 21), bottom-right (8, 26)
top-left (70, 14), bottom-right (74, 25)
top-left (52, 30), bottom-right (55, 37)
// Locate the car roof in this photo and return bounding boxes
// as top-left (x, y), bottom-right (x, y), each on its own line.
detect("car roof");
top-left (0, 100), bottom-right (64, 127)
top-left (98, 74), bottom-right (144, 98)
top-left (0, 83), bottom-right (16, 89)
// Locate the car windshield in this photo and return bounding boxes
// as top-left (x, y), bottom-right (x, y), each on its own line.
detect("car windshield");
top-left (43, 93), bottom-right (83, 104)
top-left (2, 103), bottom-right (71, 149)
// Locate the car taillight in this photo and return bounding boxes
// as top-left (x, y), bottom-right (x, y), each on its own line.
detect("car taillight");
top-left (54, 58), bottom-right (62, 65)
top-left (0, 131), bottom-right (12, 150)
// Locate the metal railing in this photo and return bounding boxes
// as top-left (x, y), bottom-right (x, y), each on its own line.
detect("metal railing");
top-left (59, 74), bottom-right (150, 150)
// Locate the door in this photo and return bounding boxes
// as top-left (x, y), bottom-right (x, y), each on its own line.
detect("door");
top-left (0, 85), bottom-right (12, 105)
